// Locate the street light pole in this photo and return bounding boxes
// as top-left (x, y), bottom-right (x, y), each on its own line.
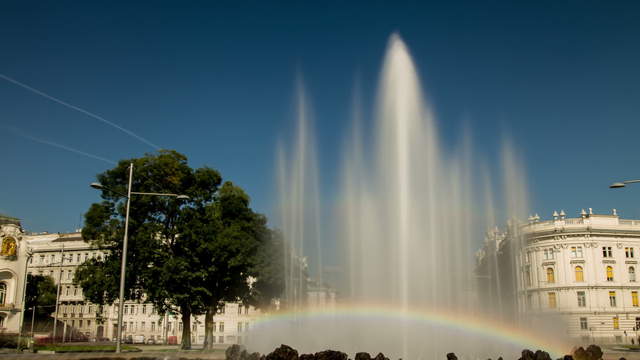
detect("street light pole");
top-left (52, 245), bottom-right (65, 342)
top-left (115, 162), bottom-right (134, 353)
top-left (17, 248), bottom-right (33, 349)
top-left (89, 163), bottom-right (189, 353)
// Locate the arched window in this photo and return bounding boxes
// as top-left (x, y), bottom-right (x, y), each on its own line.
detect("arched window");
top-left (607, 266), bottom-right (614, 281)
top-left (630, 267), bottom-right (636, 282)
top-left (547, 268), bottom-right (555, 283)
top-left (0, 283), bottom-right (6, 305)
top-left (575, 266), bottom-right (584, 282)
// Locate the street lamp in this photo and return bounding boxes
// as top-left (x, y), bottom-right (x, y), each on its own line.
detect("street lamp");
top-left (610, 179), bottom-right (640, 189)
top-left (89, 162), bottom-right (189, 353)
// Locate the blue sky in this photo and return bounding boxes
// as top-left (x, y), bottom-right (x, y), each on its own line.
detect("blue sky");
top-left (2, 1), bottom-right (640, 232)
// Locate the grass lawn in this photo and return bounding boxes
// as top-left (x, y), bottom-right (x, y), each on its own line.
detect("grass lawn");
top-left (35, 344), bottom-right (140, 353)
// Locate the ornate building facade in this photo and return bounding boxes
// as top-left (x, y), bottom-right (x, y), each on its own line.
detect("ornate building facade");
top-left (0, 215), bottom-right (28, 333)
top-left (477, 209), bottom-right (640, 344)
top-left (0, 216), bottom-right (260, 346)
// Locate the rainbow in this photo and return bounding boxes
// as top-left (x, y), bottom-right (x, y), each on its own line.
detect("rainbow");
top-left (252, 304), bottom-right (571, 357)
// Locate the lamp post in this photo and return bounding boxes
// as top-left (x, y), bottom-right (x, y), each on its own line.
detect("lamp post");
top-left (17, 248), bottom-right (33, 349)
top-left (610, 179), bottom-right (640, 189)
top-left (90, 162), bottom-right (189, 353)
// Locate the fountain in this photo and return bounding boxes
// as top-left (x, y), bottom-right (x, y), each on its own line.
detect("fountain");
top-left (250, 34), bottom-right (563, 360)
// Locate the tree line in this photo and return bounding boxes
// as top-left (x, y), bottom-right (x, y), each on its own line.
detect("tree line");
top-left (73, 150), bottom-right (285, 350)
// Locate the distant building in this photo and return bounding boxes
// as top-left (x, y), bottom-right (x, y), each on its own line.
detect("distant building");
top-left (0, 217), bottom-right (259, 345)
top-left (477, 209), bottom-right (640, 344)
top-left (306, 278), bottom-right (337, 309)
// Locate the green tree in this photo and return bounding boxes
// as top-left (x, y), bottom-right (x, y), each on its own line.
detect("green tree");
top-left (182, 181), bottom-right (268, 350)
top-left (249, 229), bottom-right (286, 311)
top-left (75, 150), bottom-right (221, 350)
top-left (25, 275), bottom-right (57, 318)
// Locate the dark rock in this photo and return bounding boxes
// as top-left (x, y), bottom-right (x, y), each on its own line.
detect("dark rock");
top-left (315, 350), bottom-right (348, 360)
top-left (240, 350), bottom-right (250, 360)
top-left (573, 347), bottom-right (587, 360)
top-left (521, 349), bottom-right (535, 360)
top-left (227, 344), bottom-right (245, 360)
top-left (447, 353), bottom-right (458, 360)
top-left (535, 350), bottom-right (552, 360)
top-left (619, 358), bottom-right (626, 360)
top-left (585, 345), bottom-right (603, 360)
top-left (266, 345), bottom-right (299, 360)
top-left (373, 353), bottom-right (389, 360)
top-left (355, 353), bottom-right (372, 360)
top-left (498, 357), bottom-right (503, 360)
top-left (300, 354), bottom-right (316, 360)
top-left (248, 353), bottom-right (262, 360)
top-left (563, 356), bottom-right (574, 360)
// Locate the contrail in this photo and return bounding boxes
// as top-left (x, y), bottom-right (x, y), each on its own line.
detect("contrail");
top-left (8, 126), bottom-right (117, 165)
top-left (0, 74), bottom-right (161, 150)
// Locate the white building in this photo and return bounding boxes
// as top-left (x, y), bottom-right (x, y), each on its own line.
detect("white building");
top-left (520, 209), bottom-right (640, 344)
top-left (0, 215), bottom-right (28, 334)
top-left (0, 217), bottom-right (260, 345)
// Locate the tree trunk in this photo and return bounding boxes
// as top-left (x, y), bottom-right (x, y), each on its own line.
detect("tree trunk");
top-left (203, 304), bottom-right (215, 350)
top-left (180, 305), bottom-right (192, 350)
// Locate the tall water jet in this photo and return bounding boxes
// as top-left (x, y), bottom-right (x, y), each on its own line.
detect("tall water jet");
top-left (252, 34), bottom-right (556, 360)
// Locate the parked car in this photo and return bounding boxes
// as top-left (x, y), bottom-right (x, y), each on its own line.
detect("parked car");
top-left (133, 335), bottom-right (145, 344)
top-left (146, 338), bottom-right (156, 344)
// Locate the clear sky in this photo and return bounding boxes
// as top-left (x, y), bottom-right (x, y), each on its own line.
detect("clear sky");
top-left (2, 1), bottom-right (640, 233)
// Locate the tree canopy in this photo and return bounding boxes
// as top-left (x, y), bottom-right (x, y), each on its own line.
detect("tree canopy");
top-left (74, 150), bottom-right (285, 349)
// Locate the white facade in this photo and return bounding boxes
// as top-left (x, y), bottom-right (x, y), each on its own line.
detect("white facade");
top-left (0, 216), bottom-right (28, 334)
top-left (520, 209), bottom-right (640, 344)
top-left (0, 221), bottom-right (260, 345)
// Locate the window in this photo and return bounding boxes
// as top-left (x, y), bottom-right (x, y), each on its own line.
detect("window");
top-left (630, 267), bottom-right (636, 282)
top-left (65, 286), bottom-right (70, 296)
top-left (238, 305), bottom-right (242, 315)
top-left (610, 291), bottom-right (617, 307)
top-left (124, 305), bottom-right (128, 315)
top-left (527, 294), bottom-right (533, 309)
top-left (84, 253), bottom-right (88, 261)
top-left (575, 266), bottom-right (584, 282)
top-left (613, 316), bottom-right (620, 329)
top-left (141, 322), bottom-right (145, 331)
top-left (50, 254), bottom-right (55, 263)
top-left (79, 320), bottom-right (83, 328)
top-left (87, 320), bottom-right (91, 327)
top-left (142, 305), bottom-right (146, 314)
top-left (238, 322), bottom-right (242, 332)
top-left (76, 253), bottom-right (81, 263)
top-left (213, 322), bottom-right (216, 332)
top-left (0, 283), bottom-right (6, 305)
top-left (151, 322), bottom-right (156, 332)
top-left (607, 266), bottom-right (614, 281)
top-left (636, 317), bottom-right (640, 330)
top-left (40, 255), bottom-right (45, 263)
top-left (178, 322), bottom-right (182, 331)
top-left (577, 291), bottom-right (586, 307)
top-left (544, 249), bottom-right (555, 260)
top-left (548, 292), bottom-right (557, 308)
top-left (123, 322), bottom-right (127, 331)
top-left (71, 320), bottom-right (75, 327)
top-left (67, 270), bottom-right (72, 280)
top-left (546, 268), bottom-right (555, 283)
top-left (219, 322), bottom-right (224, 332)
top-left (73, 288), bottom-right (77, 296)
top-left (580, 317), bottom-right (588, 330)
top-left (571, 246), bottom-right (584, 258)
top-left (633, 291), bottom-right (638, 307)
top-left (245, 307), bottom-right (248, 315)
top-left (626, 247), bottom-right (635, 258)
top-left (219, 336), bottom-right (224, 344)
top-left (193, 323), bottom-right (197, 331)
top-left (603, 247), bottom-right (613, 258)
